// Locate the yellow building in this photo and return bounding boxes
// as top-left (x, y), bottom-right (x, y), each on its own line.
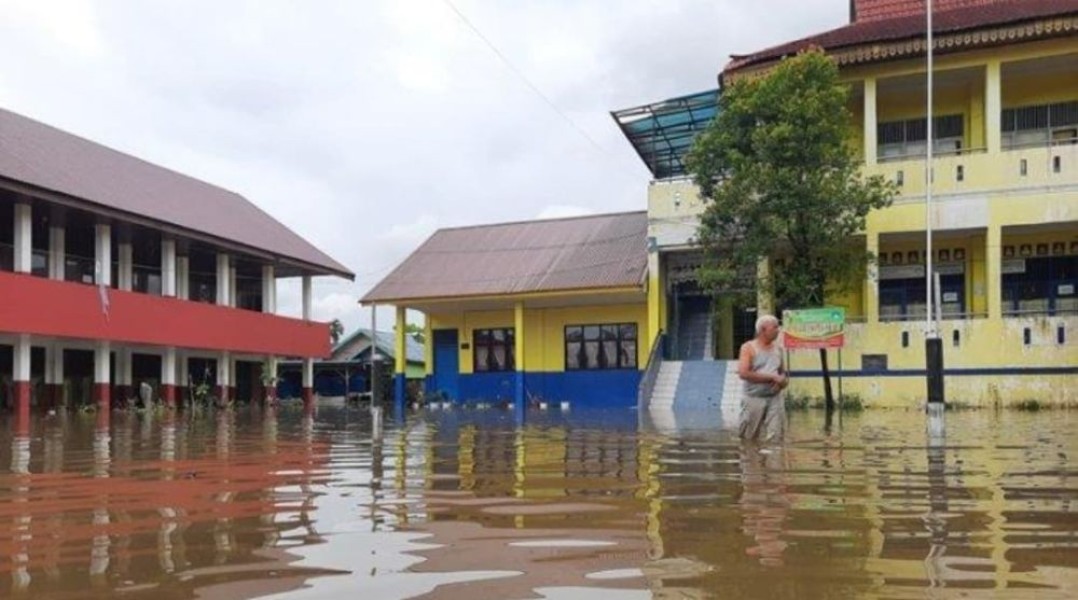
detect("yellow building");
top-left (362, 212), bottom-right (650, 409)
top-left (622, 0), bottom-right (1077, 407)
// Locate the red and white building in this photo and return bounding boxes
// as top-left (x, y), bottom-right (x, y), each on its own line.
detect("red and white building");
top-left (0, 107), bottom-right (352, 416)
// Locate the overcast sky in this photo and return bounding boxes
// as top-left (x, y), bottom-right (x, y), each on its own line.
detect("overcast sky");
top-left (0, 0), bottom-right (845, 333)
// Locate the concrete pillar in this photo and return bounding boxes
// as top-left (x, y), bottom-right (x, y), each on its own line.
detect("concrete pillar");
top-left (229, 264), bottom-right (238, 308)
top-left (514, 301), bottom-right (525, 413)
top-left (394, 306), bottom-right (407, 410)
top-left (866, 233), bottom-right (880, 324)
top-left (264, 356), bottom-right (279, 403)
top-left (216, 351), bottom-right (232, 404)
top-left (115, 348), bottom-right (132, 406)
top-left (863, 77), bottom-right (878, 166)
top-left (162, 348), bottom-right (177, 407)
top-left (13, 203), bottom-right (32, 273)
top-left (48, 225), bottom-right (65, 280)
top-left (161, 239), bottom-right (177, 297)
top-left (216, 253), bottom-right (230, 306)
top-left (986, 224), bottom-right (1002, 320)
top-left (13, 334), bottom-right (31, 417)
top-left (176, 255), bottom-right (190, 300)
top-left (43, 343), bottom-right (61, 409)
top-left (177, 352), bottom-right (189, 405)
top-left (118, 242), bottom-right (133, 291)
top-left (646, 249), bottom-right (662, 350)
top-left (94, 340), bottom-right (111, 410)
top-left (302, 358), bottom-right (314, 408)
top-left (985, 60), bottom-right (1002, 155)
top-left (261, 265), bottom-right (276, 314)
top-left (302, 275), bottom-right (312, 320)
top-left (95, 224), bottom-right (112, 286)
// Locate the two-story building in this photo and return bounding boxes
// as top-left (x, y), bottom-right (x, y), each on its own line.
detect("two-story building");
top-left (0, 107), bottom-right (352, 417)
top-left (628, 0), bottom-right (1077, 406)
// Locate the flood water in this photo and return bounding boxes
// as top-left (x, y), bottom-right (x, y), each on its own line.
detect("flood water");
top-left (0, 405), bottom-right (1075, 599)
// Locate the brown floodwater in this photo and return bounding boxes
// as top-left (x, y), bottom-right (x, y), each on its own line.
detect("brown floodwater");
top-left (0, 404), bottom-right (1074, 599)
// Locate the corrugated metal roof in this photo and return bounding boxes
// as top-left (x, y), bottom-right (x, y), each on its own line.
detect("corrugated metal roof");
top-left (0, 107), bottom-right (353, 279)
top-left (331, 328), bottom-right (425, 363)
top-left (725, 0), bottom-right (1077, 73)
top-left (362, 211), bottom-right (649, 303)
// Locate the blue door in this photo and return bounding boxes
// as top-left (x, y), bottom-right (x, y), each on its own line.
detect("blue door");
top-left (431, 329), bottom-right (460, 401)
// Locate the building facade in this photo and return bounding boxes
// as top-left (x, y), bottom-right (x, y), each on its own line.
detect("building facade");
top-left (630, 0), bottom-right (1077, 407)
top-left (363, 212), bottom-right (650, 410)
top-left (0, 107), bottom-right (352, 417)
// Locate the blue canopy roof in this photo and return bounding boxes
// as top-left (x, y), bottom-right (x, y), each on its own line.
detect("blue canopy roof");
top-left (611, 89), bottom-right (719, 180)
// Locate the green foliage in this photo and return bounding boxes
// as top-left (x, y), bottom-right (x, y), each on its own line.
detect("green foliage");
top-left (402, 323), bottom-right (426, 344)
top-left (686, 49), bottom-right (896, 308)
top-left (330, 319), bottom-right (346, 345)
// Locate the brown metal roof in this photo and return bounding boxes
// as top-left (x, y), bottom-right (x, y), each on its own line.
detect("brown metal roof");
top-left (362, 211), bottom-right (649, 304)
top-left (0, 107), bottom-right (353, 279)
top-left (725, 0), bottom-right (1078, 73)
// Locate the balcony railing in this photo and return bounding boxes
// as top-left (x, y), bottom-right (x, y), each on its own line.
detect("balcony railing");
top-left (865, 141), bottom-right (1078, 199)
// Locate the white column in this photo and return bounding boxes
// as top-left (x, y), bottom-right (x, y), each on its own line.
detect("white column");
top-left (216, 253), bottom-right (230, 306)
top-left (302, 275), bottom-right (312, 321)
top-left (218, 351), bottom-right (232, 388)
top-left (161, 239), bottom-right (177, 297)
top-left (863, 77), bottom-right (878, 166)
top-left (985, 60), bottom-right (1002, 154)
top-left (118, 348), bottom-right (132, 389)
top-left (94, 340), bottom-right (111, 386)
top-left (229, 264), bottom-right (238, 308)
top-left (95, 224), bottom-right (112, 286)
top-left (177, 351), bottom-right (189, 389)
top-left (118, 243), bottom-right (133, 291)
top-left (302, 358), bottom-right (314, 391)
top-left (261, 265), bottom-right (277, 314)
top-left (176, 256), bottom-right (190, 300)
top-left (14, 334), bottom-right (31, 383)
top-left (13, 203), bottom-right (32, 273)
top-left (48, 225), bottom-right (65, 280)
top-left (162, 347), bottom-right (177, 388)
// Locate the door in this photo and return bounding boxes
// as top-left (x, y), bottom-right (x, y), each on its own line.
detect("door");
top-left (431, 329), bottom-right (460, 401)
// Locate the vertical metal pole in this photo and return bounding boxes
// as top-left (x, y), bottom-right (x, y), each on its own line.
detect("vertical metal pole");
top-left (370, 305), bottom-right (378, 405)
top-left (924, 0), bottom-right (945, 406)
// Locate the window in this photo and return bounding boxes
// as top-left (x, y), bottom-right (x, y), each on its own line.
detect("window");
top-left (878, 114), bottom-right (963, 160)
top-left (474, 328), bottom-right (515, 372)
top-left (1003, 255), bottom-right (1077, 316)
top-left (1002, 100), bottom-right (1078, 148)
top-left (565, 323), bottom-right (638, 370)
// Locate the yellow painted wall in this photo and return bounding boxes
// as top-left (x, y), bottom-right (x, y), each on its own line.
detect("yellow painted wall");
top-left (1002, 69), bottom-right (1078, 108)
top-left (428, 302), bottom-right (648, 374)
top-left (787, 315), bottom-right (1077, 407)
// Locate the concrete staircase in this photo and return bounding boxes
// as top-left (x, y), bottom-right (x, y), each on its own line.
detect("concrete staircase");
top-left (645, 359), bottom-right (740, 412)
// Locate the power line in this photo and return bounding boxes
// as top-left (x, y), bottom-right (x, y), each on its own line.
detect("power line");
top-left (440, 0), bottom-right (610, 156)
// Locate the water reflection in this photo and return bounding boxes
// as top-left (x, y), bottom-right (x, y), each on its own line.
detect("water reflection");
top-left (0, 407), bottom-right (1073, 599)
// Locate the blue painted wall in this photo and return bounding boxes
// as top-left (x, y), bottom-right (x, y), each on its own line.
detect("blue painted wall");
top-left (441, 370), bottom-right (640, 409)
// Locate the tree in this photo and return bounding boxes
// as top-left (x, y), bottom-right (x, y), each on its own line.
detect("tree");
top-left (392, 322), bottom-right (426, 344)
top-left (685, 49), bottom-right (896, 408)
top-left (330, 319), bottom-right (345, 346)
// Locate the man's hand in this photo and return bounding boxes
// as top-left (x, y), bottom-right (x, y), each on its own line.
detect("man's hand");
top-left (770, 373), bottom-right (789, 393)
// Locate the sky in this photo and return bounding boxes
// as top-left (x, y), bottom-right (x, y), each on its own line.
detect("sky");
top-left (0, 0), bottom-right (846, 334)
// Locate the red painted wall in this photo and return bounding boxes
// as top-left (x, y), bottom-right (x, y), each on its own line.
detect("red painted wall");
top-left (0, 271), bottom-right (330, 358)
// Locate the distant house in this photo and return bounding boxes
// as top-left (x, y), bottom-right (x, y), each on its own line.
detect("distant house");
top-left (277, 329), bottom-right (425, 399)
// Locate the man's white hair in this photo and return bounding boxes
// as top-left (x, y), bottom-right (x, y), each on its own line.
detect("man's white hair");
top-left (755, 314), bottom-right (779, 335)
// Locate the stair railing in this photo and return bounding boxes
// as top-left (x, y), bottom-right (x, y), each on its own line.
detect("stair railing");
top-left (637, 330), bottom-right (667, 411)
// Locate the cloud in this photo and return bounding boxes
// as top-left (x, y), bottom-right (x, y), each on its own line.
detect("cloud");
top-left (0, 0), bottom-right (848, 333)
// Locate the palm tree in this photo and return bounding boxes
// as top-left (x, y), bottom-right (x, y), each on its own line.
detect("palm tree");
top-left (330, 319), bottom-right (345, 346)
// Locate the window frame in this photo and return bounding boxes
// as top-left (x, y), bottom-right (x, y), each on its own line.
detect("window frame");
top-left (473, 327), bottom-right (515, 373)
top-left (564, 323), bottom-right (638, 371)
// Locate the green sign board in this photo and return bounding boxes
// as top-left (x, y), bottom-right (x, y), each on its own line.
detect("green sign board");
top-left (782, 307), bottom-right (846, 349)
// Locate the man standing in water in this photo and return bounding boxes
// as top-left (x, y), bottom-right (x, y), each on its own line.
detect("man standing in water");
top-left (738, 314), bottom-right (788, 442)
